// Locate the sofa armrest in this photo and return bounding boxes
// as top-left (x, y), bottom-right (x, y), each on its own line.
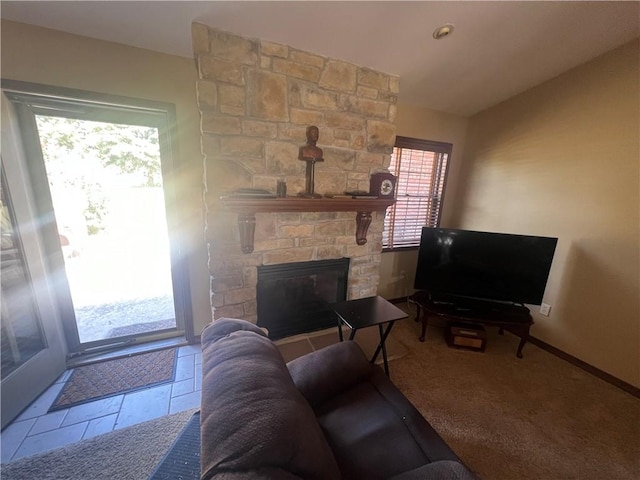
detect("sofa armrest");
top-left (287, 340), bottom-right (374, 409)
top-left (201, 317), bottom-right (267, 344)
top-left (389, 461), bottom-right (477, 480)
top-left (200, 318), bottom-right (340, 480)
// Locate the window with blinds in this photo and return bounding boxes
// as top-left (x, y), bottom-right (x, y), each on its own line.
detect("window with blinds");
top-left (383, 136), bottom-right (452, 249)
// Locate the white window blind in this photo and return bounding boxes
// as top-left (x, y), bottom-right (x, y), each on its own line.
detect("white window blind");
top-left (383, 137), bottom-right (452, 249)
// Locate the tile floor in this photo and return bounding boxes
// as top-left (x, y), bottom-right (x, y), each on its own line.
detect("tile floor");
top-left (1, 344), bottom-right (202, 463)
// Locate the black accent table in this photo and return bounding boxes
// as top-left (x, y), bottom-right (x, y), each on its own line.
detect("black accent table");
top-left (331, 296), bottom-right (408, 376)
top-left (408, 290), bottom-right (534, 358)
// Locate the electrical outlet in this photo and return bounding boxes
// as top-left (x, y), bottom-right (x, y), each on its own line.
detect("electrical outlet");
top-left (540, 303), bottom-right (551, 316)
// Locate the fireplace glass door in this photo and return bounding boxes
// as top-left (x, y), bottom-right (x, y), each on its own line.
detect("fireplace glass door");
top-left (257, 258), bottom-right (349, 339)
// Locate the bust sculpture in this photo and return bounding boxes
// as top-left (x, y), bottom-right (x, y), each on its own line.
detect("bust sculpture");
top-left (299, 125), bottom-right (324, 160)
top-left (298, 126), bottom-right (324, 198)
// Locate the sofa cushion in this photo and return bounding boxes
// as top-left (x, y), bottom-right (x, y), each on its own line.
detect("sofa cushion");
top-left (368, 368), bottom-right (465, 465)
top-left (200, 319), bottom-right (340, 480)
top-left (287, 340), bottom-right (374, 409)
top-left (315, 381), bottom-right (430, 479)
top-left (313, 366), bottom-right (468, 480)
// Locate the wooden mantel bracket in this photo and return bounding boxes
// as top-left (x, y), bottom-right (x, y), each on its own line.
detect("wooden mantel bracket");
top-left (355, 211), bottom-right (372, 246)
top-left (237, 213), bottom-right (257, 254)
top-left (220, 197), bottom-right (395, 254)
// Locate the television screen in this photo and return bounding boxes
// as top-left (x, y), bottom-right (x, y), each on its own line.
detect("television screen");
top-left (414, 228), bottom-right (558, 305)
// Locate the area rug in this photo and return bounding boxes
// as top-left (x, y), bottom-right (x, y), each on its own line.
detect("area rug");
top-left (49, 348), bottom-right (178, 412)
top-left (1, 408), bottom-right (198, 480)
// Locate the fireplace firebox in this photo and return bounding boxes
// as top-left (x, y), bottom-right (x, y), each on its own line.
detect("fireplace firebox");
top-left (256, 258), bottom-right (349, 339)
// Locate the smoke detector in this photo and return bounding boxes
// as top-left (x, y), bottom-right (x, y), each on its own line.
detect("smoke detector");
top-left (433, 24), bottom-right (455, 40)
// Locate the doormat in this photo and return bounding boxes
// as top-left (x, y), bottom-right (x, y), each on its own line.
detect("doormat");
top-left (49, 348), bottom-right (178, 412)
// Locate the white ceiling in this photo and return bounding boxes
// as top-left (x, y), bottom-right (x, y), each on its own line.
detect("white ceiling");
top-left (2, 1), bottom-right (639, 116)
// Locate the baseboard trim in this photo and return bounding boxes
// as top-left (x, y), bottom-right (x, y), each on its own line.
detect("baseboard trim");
top-left (527, 336), bottom-right (640, 399)
top-left (386, 296), bottom-right (639, 398)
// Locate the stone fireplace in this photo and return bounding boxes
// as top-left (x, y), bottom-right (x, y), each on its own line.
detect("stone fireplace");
top-left (192, 24), bottom-right (399, 328)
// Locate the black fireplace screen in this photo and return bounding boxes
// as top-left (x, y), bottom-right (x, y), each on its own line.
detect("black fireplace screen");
top-left (256, 258), bottom-right (349, 339)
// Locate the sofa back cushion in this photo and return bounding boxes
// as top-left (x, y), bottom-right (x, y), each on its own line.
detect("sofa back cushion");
top-left (200, 318), bottom-right (341, 480)
top-left (287, 340), bottom-right (374, 409)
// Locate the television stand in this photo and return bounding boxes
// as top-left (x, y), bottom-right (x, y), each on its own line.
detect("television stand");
top-left (408, 291), bottom-right (534, 358)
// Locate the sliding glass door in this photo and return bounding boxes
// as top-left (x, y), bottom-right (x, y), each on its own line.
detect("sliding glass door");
top-left (2, 81), bottom-right (193, 356)
top-left (35, 115), bottom-right (178, 345)
top-left (1, 96), bottom-right (66, 428)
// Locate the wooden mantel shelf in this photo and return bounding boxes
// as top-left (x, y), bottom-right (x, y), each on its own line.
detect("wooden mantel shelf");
top-left (220, 196), bottom-right (395, 253)
top-left (221, 196), bottom-right (395, 213)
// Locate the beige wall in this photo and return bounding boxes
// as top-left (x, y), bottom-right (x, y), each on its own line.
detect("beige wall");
top-left (1, 21), bottom-right (212, 336)
top-left (377, 105), bottom-right (469, 300)
top-left (455, 40), bottom-right (640, 387)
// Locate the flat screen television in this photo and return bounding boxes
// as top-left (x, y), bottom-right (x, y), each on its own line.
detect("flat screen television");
top-left (414, 228), bottom-right (558, 306)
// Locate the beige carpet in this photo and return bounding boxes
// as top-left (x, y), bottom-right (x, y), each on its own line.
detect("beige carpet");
top-left (389, 305), bottom-right (640, 480)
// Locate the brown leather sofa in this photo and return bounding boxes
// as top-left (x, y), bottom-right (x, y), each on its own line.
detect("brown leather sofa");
top-left (200, 318), bottom-right (477, 480)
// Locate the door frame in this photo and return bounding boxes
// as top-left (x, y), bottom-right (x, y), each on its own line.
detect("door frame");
top-left (1, 80), bottom-right (194, 355)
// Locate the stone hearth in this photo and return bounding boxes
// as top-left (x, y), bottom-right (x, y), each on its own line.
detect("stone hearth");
top-left (192, 24), bottom-right (399, 323)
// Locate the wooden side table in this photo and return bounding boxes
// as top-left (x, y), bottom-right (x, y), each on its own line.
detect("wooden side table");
top-left (331, 296), bottom-right (408, 376)
top-left (408, 290), bottom-right (534, 358)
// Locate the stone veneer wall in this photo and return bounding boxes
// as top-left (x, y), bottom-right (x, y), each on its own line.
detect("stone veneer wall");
top-left (192, 24), bottom-right (399, 321)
